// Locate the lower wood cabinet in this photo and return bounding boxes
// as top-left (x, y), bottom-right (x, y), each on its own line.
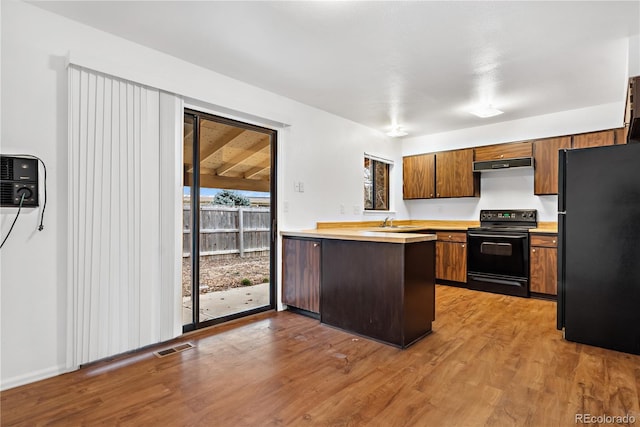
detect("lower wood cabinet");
top-left (435, 232), bottom-right (467, 283)
top-left (282, 237), bottom-right (321, 314)
top-left (530, 234), bottom-right (558, 296)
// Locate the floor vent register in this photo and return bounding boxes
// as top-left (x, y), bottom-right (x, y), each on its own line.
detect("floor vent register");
top-left (153, 342), bottom-right (195, 358)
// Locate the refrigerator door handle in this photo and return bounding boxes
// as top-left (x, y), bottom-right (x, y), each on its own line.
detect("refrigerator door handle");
top-left (557, 212), bottom-right (566, 330)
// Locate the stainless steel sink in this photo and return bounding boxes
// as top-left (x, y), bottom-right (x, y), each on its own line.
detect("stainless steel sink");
top-left (374, 225), bottom-right (421, 232)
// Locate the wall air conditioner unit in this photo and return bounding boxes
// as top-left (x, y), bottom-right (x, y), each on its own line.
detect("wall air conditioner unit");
top-left (0, 156), bottom-right (39, 207)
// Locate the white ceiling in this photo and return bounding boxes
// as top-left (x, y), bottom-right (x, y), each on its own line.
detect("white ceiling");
top-left (30, 1), bottom-right (640, 137)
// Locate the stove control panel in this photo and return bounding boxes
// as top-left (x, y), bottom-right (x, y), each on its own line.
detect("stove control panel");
top-left (479, 209), bottom-right (537, 224)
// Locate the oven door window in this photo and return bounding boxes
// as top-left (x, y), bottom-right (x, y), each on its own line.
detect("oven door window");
top-left (467, 232), bottom-right (529, 278)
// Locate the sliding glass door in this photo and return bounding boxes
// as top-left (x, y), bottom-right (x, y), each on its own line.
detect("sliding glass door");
top-left (182, 109), bottom-right (276, 331)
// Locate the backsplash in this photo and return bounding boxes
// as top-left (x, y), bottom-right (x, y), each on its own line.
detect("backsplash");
top-left (405, 167), bottom-right (558, 222)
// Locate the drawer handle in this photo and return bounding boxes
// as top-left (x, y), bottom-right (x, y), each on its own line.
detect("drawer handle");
top-left (552, 240), bottom-right (556, 244)
top-left (448, 235), bottom-right (452, 239)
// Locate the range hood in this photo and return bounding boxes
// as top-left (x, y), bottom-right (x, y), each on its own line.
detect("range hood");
top-left (472, 157), bottom-right (533, 172)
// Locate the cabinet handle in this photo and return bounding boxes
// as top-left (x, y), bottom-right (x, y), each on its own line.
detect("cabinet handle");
top-left (448, 235), bottom-right (452, 239)
top-left (461, 244), bottom-right (465, 248)
top-left (437, 193), bottom-right (440, 197)
top-left (532, 249), bottom-right (536, 253)
top-left (500, 154), bottom-right (504, 159)
top-left (552, 240), bottom-right (556, 244)
top-left (430, 193), bottom-right (433, 197)
top-left (313, 243), bottom-right (319, 247)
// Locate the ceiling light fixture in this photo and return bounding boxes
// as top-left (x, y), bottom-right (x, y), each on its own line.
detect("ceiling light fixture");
top-left (470, 105), bottom-right (504, 118)
top-left (387, 126), bottom-right (408, 138)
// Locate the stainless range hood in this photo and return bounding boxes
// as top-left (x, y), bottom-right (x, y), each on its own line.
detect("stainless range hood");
top-left (472, 157), bottom-right (533, 172)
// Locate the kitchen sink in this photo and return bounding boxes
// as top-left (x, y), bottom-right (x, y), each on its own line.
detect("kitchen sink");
top-left (374, 225), bottom-right (422, 232)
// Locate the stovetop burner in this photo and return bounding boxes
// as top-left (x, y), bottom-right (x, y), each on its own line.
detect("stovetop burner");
top-left (473, 209), bottom-right (538, 231)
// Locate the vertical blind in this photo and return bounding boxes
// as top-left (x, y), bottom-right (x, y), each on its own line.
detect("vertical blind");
top-left (67, 65), bottom-right (182, 367)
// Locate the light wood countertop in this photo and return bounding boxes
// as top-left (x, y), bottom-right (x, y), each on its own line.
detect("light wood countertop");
top-left (316, 219), bottom-right (478, 231)
top-left (280, 228), bottom-right (437, 244)
top-left (529, 222), bottom-right (558, 234)
top-left (283, 219), bottom-right (557, 242)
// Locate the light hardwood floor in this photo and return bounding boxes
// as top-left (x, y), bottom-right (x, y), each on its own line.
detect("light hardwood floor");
top-left (2, 285), bottom-right (639, 426)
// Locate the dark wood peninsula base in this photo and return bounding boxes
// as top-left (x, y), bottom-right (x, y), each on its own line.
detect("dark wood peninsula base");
top-left (321, 239), bottom-right (435, 348)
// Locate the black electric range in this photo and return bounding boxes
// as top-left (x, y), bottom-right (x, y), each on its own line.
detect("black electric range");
top-left (466, 209), bottom-right (538, 297)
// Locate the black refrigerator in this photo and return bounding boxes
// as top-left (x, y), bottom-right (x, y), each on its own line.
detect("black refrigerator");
top-left (557, 142), bottom-right (640, 355)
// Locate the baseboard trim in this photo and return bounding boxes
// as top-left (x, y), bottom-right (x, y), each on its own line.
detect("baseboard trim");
top-left (0, 364), bottom-right (76, 391)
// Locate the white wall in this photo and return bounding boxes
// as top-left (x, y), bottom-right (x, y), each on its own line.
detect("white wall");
top-left (401, 102), bottom-right (625, 222)
top-left (629, 34), bottom-right (640, 77)
top-left (1, 0), bottom-right (633, 390)
top-left (0, 1), bottom-right (406, 389)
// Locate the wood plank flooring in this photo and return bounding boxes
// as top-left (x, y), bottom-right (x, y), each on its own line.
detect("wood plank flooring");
top-left (2, 285), bottom-right (639, 426)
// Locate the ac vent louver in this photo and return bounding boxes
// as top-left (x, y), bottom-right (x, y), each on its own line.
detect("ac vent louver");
top-left (153, 342), bottom-right (195, 358)
top-left (0, 157), bottom-right (13, 180)
top-left (1, 183), bottom-right (14, 205)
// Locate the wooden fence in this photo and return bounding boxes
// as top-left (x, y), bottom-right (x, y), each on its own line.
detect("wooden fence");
top-left (183, 206), bottom-right (270, 257)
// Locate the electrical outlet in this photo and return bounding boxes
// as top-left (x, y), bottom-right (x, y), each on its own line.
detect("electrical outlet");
top-left (298, 182), bottom-right (304, 192)
top-left (293, 181), bottom-right (299, 192)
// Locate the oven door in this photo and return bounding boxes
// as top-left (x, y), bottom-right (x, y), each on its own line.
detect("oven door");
top-left (466, 230), bottom-right (530, 297)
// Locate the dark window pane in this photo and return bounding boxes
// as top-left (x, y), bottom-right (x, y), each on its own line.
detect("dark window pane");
top-left (364, 158), bottom-right (373, 209)
top-left (374, 161), bottom-right (389, 210)
top-left (364, 158), bottom-right (389, 211)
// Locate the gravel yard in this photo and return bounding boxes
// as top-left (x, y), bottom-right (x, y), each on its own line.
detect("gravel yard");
top-left (182, 255), bottom-right (270, 296)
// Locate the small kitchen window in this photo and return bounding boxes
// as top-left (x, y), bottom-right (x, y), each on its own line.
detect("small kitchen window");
top-left (364, 154), bottom-right (391, 211)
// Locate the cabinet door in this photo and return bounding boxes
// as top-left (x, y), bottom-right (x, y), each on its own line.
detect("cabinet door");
top-left (533, 136), bottom-right (572, 195)
top-left (282, 238), bottom-right (321, 313)
top-left (572, 130), bottom-right (615, 149)
top-left (403, 154), bottom-right (435, 199)
top-left (435, 241), bottom-right (467, 283)
top-left (530, 246), bottom-right (557, 295)
top-left (614, 127), bottom-right (627, 145)
top-left (474, 141), bottom-right (533, 162)
top-left (435, 148), bottom-right (479, 198)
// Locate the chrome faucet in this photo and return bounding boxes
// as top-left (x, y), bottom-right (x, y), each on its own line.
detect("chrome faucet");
top-left (382, 216), bottom-right (394, 227)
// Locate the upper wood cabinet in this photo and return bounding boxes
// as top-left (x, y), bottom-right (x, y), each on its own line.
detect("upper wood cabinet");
top-left (403, 153), bottom-right (435, 199)
top-left (474, 141), bottom-right (533, 162)
top-left (572, 130), bottom-right (615, 149)
top-left (435, 148), bottom-right (479, 198)
top-left (403, 127), bottom-right (625, 199)
top-left (402, 148), bottom-right (478, 199)
top-left (533, 136), bottom-right (572, 195)
top-left (614, 127), bottom-right (628, 145)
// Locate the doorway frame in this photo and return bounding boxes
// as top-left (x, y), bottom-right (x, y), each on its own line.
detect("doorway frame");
top-left (183, 108), bottom-right (277, 332)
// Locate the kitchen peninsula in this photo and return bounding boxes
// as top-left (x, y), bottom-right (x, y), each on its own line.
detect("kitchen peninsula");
top-left (281, 227), bottom-right (437, 348)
